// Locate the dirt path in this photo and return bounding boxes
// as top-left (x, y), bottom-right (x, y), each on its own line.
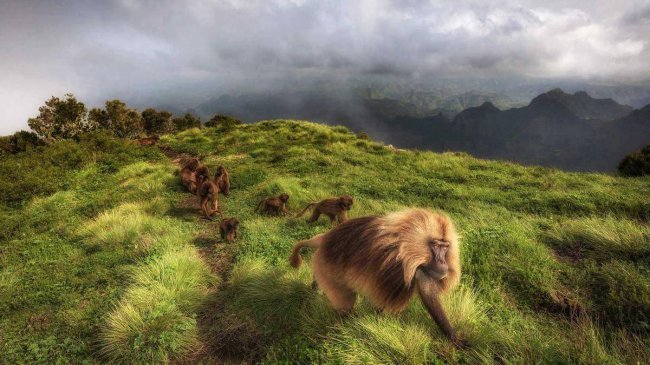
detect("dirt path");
top-left (161, 146), bottom-right (249, 365)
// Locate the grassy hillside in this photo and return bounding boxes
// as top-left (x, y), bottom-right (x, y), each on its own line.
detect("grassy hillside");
top-left (1, 121), bottom-right (649, 364)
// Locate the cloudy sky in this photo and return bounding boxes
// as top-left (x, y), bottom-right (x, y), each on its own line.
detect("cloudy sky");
top-left (1, 0), bottom-right (649, 134)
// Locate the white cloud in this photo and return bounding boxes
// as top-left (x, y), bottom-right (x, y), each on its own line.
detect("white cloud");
top-left (0, 0), bottom-right (648, 134)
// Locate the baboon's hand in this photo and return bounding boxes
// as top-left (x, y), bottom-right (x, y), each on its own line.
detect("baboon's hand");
top-left (451, 334), bottom-right (469, 349)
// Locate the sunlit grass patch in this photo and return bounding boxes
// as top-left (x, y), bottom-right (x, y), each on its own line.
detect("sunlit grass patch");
top-left (100, 301), bottom-right (199, 364)
top-left (79, 202), bottom-right (188, 258)
top-left (116, 162), bottom-right (177, 201)
top-left (544, 216), bottom-right (650, 261)
top-left (128, 247), bottom-right (215, 312)
top-left (326, 316), bottom-right (436, 365)
top-left (24, 191), bottom-right (83, 234)
top-left (100, 247), bottom-right (213, 363)
top-left (227, 259), bottom-right (313, 330)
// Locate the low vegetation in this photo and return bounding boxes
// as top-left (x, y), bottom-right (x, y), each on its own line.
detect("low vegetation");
top-left (1, 119), bottom-right (649, 363)
top-left (619, 144), bottom-right (650, 177)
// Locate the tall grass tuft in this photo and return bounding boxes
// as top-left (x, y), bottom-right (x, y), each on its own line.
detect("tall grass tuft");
top-left (544, 216), bottom-right (650, 261)
top-left (327, 316), bottom-right (436, 365)
top-left (99, 247), bottom-right (213, 363)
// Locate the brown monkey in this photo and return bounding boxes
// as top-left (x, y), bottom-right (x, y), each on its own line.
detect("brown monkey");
top-left (197, 171), bottom-right (221, 220)
top-left (289, 208), bottom-right (465, 347)
top-left (179, 158), bottom-right (201, 193)
top-left (256, 193), bottom-right (290, 215)
top-left (194, 165), bottom-right (210, 192)
top-left (296, 195), bottom-right (353, 224)
top-left (215, 165), bottom-right (231, 196)
top-left (219, 217), bottom-right (239, 242)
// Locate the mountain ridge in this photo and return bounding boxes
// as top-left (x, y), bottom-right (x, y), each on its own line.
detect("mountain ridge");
top-left (162, 88), bottom-right (647, 172)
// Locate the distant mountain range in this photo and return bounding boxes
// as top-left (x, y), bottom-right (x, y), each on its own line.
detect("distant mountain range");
top-left (182, 87), bottom-right (648, 172)
top-left (385, 89), bottom-right (649, 171)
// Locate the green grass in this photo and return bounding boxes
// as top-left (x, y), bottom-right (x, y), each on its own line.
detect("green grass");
top-left (1, 120), bottom-right (649, 363)
top-left (0, 136), bottom-right (216, 363)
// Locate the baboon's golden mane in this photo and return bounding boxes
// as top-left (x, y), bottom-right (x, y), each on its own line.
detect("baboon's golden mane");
top-left (321, 208), bottom-right (460, 310)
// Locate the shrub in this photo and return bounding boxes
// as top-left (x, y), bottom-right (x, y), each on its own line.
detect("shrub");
top-left (356, 131), bottom-right (370, 140)
top-left (618, 144), bottom-right (650, 177)
top-left (0, 130), bottom-right (43, 155)
top-left (141, 108), bottom-right (173, 136)
top-left (89, 100), bottom-right (144, 139)
top-left (172, 113), bottom-right (201, 132)
top-left (27, 93), bottom-right (89, 141)
top-left (205, 114), bottom-right (242, 129)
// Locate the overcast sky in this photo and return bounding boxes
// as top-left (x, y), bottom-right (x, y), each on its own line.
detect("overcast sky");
top-left (1, 0), bottom-right (649, 134)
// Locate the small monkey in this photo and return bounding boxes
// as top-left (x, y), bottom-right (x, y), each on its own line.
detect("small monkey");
top-left (179, 158), bottom-right (200, 193)
top-left (256, 193), bottom-right (290, 215)
top-left (296, 195), bottom-right (353, 224)
top-left (197, 171), bottom-right (221, 220)
top-left (219, 217), bottom-right (239, 242)
top-left (215, 165), bottom-right (231, 196)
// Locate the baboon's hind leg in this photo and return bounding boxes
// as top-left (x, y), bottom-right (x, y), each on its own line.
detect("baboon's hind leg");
top-left (307, 210), bottom-right (321, 223)
top-left (313, 255), bottom-right (356, 315)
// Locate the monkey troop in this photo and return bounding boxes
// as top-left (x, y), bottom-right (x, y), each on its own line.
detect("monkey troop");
top-left (289, 208), bottom-right (465, 347)
top-left (179, 158), bottom-right (465, 346)
top-left (296, 195), bottom-right (353, 224)
top-left (219, 217), bottom-right (239, 242)
top-left (256, 193), bottom-right (290, 215)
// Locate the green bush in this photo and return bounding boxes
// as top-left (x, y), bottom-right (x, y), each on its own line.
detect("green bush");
top-left (619, 144), bottom-right (650, 177)
top-left (205, 114), bottom-right (243, 129)
top-left (0, 130), bottom-right (43, 155)
top-left (0, 131), bottom-right (163, 207)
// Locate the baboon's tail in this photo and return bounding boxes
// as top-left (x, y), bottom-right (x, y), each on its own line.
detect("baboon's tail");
top-left (295, 203), bottom-right (315, 218)
top-left (289, 234), bottom-right (324, 268)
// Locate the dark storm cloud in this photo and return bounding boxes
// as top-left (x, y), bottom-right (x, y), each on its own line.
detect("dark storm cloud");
top-left (1, 0), bottom-right (649, 133)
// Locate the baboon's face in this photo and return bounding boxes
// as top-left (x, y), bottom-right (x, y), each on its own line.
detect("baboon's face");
top-left (339, 196), bottom-right (353, 210)
top-left (226, 219), bottom-right (239, 241)
top-left (196, 167), bottom-right (209, 180)
top-left (425, 239), bottom-right (450, 280)
top-left (187, 159), bottom-right (199, 170)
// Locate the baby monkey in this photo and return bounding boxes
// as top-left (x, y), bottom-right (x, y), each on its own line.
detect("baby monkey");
top-left (219, 217), bottom-right (239, 242)
top-left (256, 193), bottom-right (290, 216)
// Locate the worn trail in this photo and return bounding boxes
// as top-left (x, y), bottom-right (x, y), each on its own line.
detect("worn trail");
top-left (161, 146), bottom-right (247, 364)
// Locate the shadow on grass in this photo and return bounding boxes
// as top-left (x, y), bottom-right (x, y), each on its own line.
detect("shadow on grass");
top-left (166, 206), bottom-right (199, 221)
top-left (192, 260), bottom-right (331, 363)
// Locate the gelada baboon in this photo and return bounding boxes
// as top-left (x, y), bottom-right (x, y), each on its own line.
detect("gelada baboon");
top-left (179, 158), bottom-right (201, 193)
top-left (215, 165), bottom-right (231, 196)
top-left (197, 172), bottom-right (221, 220)
top-left (296, 195), bottom-right (353, 224)
top-left (256, 193), bottom-right (290, 215)
top-left (289, 208), bottom-right (465, 347)
top-left (194, 165), bottom-right (210, 192)
top-left (219, 217), bottom-right (239, 242)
